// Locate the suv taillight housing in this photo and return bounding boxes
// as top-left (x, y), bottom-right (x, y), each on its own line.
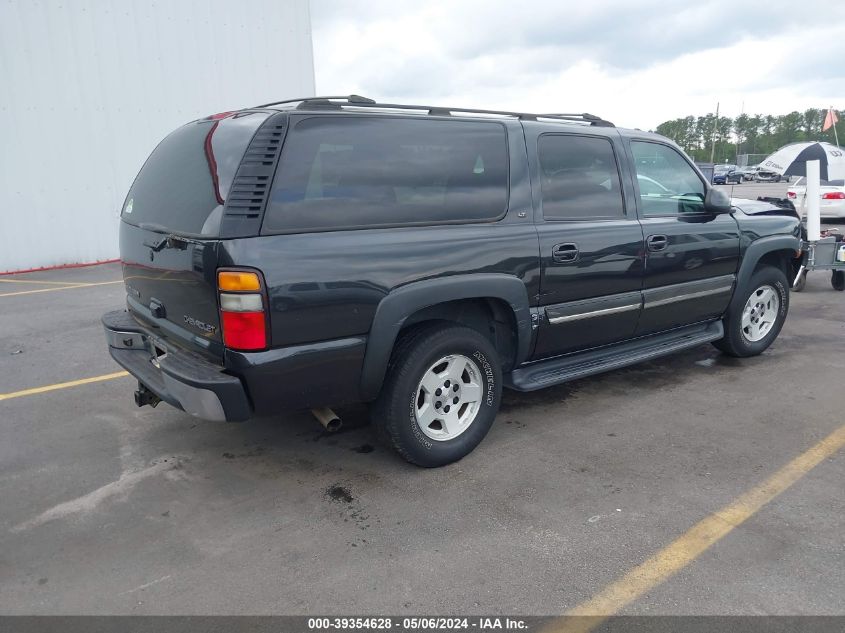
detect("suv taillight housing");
top-left (217, 269), bottom-right (268, 351)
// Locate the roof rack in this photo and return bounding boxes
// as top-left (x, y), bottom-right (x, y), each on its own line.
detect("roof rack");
top-left (253, 95), bottom-right (614, 127)
top-left (255, 94), bottom-right (376, 108)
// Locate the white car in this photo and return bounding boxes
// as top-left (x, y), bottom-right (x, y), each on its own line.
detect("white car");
top-left (740, 165), bottom-right (759, 181)
top-left (787, 177), bottom-right (845, 218)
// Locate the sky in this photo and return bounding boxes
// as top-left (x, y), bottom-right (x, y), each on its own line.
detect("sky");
top-left (310, 0), bottom-right (845, 130)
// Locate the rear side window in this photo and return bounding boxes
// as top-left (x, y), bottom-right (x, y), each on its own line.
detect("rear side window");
top-left (262, 116), bottom-right (509, 233)
top-left (538, 134), bottom-right (625, 220)
top-left (122, 112), bottom-right (271, 235)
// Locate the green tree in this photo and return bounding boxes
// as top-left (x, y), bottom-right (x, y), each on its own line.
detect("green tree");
top-left (774, 111), bottom-right (803, 148)
top-left (655, 108), bottom-right (843, 164)
top-left (803, 108), bottom-right (821, 141)
top-left (734, 113), bottom-right (751, 151)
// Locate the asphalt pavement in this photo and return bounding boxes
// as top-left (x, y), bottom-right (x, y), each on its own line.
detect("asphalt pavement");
top-left (1, 199), bottom-right (844, 615)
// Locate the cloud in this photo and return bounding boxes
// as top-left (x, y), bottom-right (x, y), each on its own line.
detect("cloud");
top-left (310, 0), bottom-right (845, 129)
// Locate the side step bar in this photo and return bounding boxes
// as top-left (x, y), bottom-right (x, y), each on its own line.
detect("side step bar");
top-left (505, 321), bottom-right (724, 391)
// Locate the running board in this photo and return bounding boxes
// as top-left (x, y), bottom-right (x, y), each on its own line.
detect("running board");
top-left (505, 321), bottom-right (724, 391)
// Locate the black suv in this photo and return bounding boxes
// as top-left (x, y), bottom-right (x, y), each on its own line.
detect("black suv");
top-left (103, 95), bottom-right (800, 467)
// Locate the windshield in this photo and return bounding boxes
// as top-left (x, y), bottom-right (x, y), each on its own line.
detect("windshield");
top-left (121, 111), bottom-right (271, 235)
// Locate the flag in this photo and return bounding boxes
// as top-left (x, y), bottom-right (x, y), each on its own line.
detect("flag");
top-left (823, 107), bottom-right (839, 131)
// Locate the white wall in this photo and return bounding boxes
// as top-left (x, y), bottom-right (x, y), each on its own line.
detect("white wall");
top-left (0, 0), bottom-right (315, 273)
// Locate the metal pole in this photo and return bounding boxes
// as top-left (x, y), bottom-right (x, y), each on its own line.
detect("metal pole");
top-left (710, 102), bottom-right (719, 163)
top-left (807, 160), bottom-right (821, 242)
top-left (832, 106), bottom-right (840, 147)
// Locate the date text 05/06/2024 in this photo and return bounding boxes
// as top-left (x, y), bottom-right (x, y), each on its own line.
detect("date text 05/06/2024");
top-left (307, 617), bottom-right (530, 631)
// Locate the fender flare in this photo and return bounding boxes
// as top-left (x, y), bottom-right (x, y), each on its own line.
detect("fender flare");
top-left (359, 274), bottom-right (533, 401)
top-left (730, 234), bottom-right (800, 312)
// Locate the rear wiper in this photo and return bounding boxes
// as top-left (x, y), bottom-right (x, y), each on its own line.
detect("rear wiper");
top-left (140, 223), bottom-right (208, 252)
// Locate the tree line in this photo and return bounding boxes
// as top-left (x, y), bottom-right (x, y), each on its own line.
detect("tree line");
top-left (654, 109), bottom-right (843, 165)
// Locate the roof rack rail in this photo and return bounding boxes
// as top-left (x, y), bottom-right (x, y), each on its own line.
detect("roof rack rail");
top-left (255, 95), bottom-right (614, 127)
top-left (255, 94), bottom-right (376, 108)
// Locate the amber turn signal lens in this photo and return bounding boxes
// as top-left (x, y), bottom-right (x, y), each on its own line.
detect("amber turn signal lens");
top-left (218, 271), bottom-right (261, 291)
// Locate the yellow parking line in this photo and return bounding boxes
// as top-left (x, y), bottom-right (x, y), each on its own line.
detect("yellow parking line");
top-left (0, 280), bottom-right (123, 297)
top-left (0, 371), bottom-right (130, 401)
top-left (548, 423), bottom-right (845, 633)
top-left (0, 279), bottom-right (87, 286)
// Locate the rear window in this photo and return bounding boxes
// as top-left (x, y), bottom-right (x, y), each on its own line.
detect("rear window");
top-left (262, 116), bottom-right (509, 233)
top-left (121, 111), bottom-right (271, 235)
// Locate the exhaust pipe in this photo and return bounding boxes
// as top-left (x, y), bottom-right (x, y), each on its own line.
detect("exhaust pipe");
top-left (311, 407), bottom-right (342, 432)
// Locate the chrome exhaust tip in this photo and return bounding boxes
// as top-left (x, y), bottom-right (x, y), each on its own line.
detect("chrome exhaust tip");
top-left (311, 407), bottom-right (342, 432)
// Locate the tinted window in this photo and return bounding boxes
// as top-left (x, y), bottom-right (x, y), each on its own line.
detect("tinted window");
top-left (262, 117), bottom-right (508, 233)
top-left (538, 135), bottom-right (624, 220)
top-left (122, 112), bottom-right (271, 235)
top-left (631, 141), bottom-right (706, 215)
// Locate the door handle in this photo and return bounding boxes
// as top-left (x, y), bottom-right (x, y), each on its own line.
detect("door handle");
top-left (552, 243), bottom-right (579, 263)
top-left (647, 235), bottom-right (668, 252)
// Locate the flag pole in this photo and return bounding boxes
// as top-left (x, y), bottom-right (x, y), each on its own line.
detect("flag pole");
top-left (832, 106), bottom-right (840, 148)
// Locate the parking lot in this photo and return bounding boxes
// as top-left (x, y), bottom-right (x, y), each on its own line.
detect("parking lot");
top-left (1, 183), bottom-right (844, 617)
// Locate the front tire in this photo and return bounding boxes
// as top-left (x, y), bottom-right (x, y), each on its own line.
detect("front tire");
top-left (371, 323), bottom-right (502, 467)
top-left (713, 266), bottom-right (789, 357)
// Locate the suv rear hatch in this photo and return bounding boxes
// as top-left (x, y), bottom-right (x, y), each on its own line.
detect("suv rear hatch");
top-left (119, 110), bottom-right (273, 359)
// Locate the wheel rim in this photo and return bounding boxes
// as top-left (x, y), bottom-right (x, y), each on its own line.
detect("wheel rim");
top-left (741, 284), bottom-right (780, 342)
top-left (414, 354), bottom-right (483, 441)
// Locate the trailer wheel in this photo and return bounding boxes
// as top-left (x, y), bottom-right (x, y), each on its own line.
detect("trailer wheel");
top-left (831, 270), bottom-right (845, 291)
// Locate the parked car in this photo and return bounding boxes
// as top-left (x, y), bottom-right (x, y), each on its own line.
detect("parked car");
top-left (787, 177), bottom-right (845, 218)
top-left (755, 169), bottom-right (786, 182)
top-left (740, 165), bottom-right (759, 181)
top-left (102, 95), bottom-right (801, 467)
top-left (712, 164), bottom-right (739, 185)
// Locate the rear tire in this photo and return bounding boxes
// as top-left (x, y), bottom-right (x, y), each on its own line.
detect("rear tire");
top-left (371, 323), bottom-right (502, 467)
top-left (713, 266), bottom-right (789, 357)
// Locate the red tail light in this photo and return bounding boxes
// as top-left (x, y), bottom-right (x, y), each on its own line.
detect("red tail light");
top-left (822, 192), bottom-right (845, 200)
top-left (220, 311), bottom-right (266, 350)
top-left (787, 191), bottom-right (796, 199)
top-left (217, 270), bottom-right (268, 351)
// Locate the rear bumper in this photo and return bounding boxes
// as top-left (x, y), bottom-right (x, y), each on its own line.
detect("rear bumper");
top-left (102, 310), bottom-right (251, 422)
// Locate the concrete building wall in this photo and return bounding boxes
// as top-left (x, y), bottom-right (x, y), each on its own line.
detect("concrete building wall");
top-left (0, 0), bottom-right (315, 272)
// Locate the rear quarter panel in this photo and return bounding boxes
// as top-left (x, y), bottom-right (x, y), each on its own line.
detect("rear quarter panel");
top-left (220, 223), bottom-right (541, 347)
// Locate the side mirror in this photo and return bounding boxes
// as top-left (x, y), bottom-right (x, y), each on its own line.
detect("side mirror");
top-left (704, 187), bottom-right (732, 214)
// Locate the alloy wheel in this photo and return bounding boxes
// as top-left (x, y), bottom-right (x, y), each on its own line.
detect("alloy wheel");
top-left (741, 284), bottom-right (780, 342)
top-left (414, 354), bottom-right (483, 441)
